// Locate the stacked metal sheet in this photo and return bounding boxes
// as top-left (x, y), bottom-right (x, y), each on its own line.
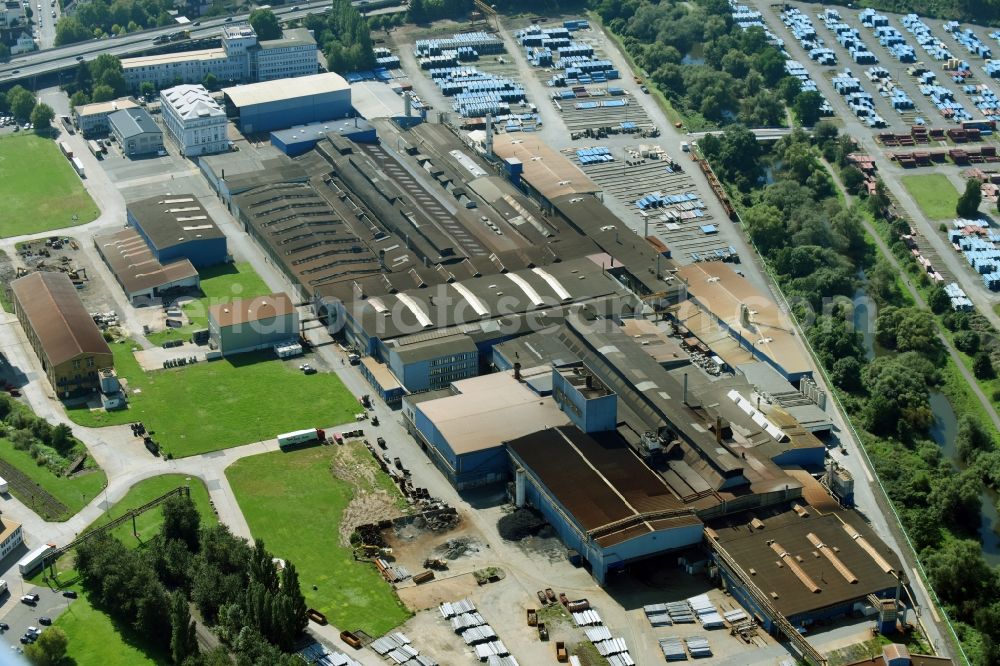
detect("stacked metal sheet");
top-left (643, 603), bottom-right (671, 627)
top-left (451, 612), bottom-right (487, 632)
top-left (595, 637), bottom-right (629, 656)
top-left (666, 602), bottom-right (695, 624)
top-left (414, 656), bottom-right (438, 666)
top-left (317, 653), bottom-right (363, 666)
top-left (585, 626), bottom-right (612, 642)
top-left (473, 640), bottom-right (509, 660)
top-left (723, 609), bottom-right (748, 624)
top-left (659, 637), bottom-right (686, 661)
top-left (387, 644), bottom-right (418, 664)
top-left (607, 653), bottom-right (635, 666)
top-left (572, 609), bottom-right (602, 626)
top-left (699, 612), bottom-right (725, 629)
top-left (685, 637), bottom-right (712, 658)
top-left (439, 599), bottom-right (476, 619)
top-left (486, 656), bottom-right (520, 666)
top-left (461, 625), bottom-right (498, 645)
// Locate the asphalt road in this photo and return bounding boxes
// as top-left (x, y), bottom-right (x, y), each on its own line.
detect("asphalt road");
top-left (0, 0), bottom-right (372, 84)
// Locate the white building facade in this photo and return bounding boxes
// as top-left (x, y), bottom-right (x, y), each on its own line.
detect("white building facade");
top-left (123, 25), bottom-right (317, 90)
top-left (160, 84), bottom-right (229, 157)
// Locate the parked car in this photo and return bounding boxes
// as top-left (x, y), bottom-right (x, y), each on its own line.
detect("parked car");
top-left (0, 622), bottom-right (9, 631)
top-left (62, 590), bottom-right (77, 599)
top-left (20, 595), bottom-right (35, 605)
top-left (38, 617), bottom-right (51, 626)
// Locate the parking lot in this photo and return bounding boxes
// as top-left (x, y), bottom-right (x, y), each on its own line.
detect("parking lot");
top-left (1, 583), bottom-right (74, 653)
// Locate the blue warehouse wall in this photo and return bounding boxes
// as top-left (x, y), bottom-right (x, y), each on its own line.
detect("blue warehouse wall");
top-left (771, 446), bottom-right (826, 469)
top-left (595, 524), bottom-right (704, 577)
top-left (237, 92), bottom-right (353, 134)
top-left (454, 446), bottom-right (509, 489)
top-left (157, 237), bottom-right (228, 268)
top-left (551, 369), bottom-right (618, 434)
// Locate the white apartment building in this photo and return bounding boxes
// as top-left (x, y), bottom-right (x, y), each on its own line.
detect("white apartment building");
top-left (0, 517), bottom-right (23, 560)
top-left (160, 84), bottom-right (228, 157)
top-left (123, 25), bottom-right (318, 90)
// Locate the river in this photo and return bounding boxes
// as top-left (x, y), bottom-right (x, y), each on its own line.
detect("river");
top-left (853, 282), bottom-right (1000, 564)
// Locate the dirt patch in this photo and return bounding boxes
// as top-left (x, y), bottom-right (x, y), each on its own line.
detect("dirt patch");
top-left (396, 572), bottom-right (480, 611)
top-left (431, 536), bottom-right (484, 561)
top-left (332, 443), bottom-right (404, 546)
top-left (497, 507), bottom-right (548, 541)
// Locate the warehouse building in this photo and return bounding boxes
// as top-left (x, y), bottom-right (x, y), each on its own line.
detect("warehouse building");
top-left (122, 25), bottom-right (317, 89)
top-left (73, 97), bottom-right (138, 136)
top-left (706, 506), bottom-right (904, 632)
top-left (324, 257), bottom-right (641, 392)
top-left (159, 84), bottom-right (229, 157)
top-left (0, 517), bottom-right (23, 560)
top-left (94, 228), bottom-right (200, 304)
top-left (508, 425), bottom-right (703, 584)
top-left (405, 370), bottom-right (570, 489)
top-left (675, 262), bottom-right (813, 385)
top-left (108, 107), bottom-right (163, 157)
top-left (491, 133), bottom-right (600, 210)
top-left (10, 272), bottom-right (114, 396)
top-left (208, 292), bottom-right (299, 356)
top-left (223, 72), bottom-right (352, 134)
top-left (270, 117), bottom-right (376, 156)
top-left (127, 195), bottom-right (227, 268)
top-left (359, 357), bottom-right (405, 408)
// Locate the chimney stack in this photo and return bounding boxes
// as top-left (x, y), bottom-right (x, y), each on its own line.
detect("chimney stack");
top-left (514, 362), bottom-right (521, 381)
top-left (404, 91), bottom-right (412, 117)
top-left (485, 113), bottom-right (494, 156)
top-left (716, 416), bottom-right (722, 445)
top-left (683, 372), bottom-right (688, 405)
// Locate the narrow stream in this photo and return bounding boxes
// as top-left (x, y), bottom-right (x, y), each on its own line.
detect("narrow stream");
top-left (854, 281), bottom-right (1000, 564)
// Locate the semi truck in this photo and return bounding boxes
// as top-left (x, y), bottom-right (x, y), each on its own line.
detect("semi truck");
top-left (277, 428), bottom-right (325, 450)
top-left (60, 115), bottom-right (74, 134)
top-left (59, 141), bottom-right (73, 158)
top-left (17, 544), bottom-right (55, 575)
top-left (71, 157), bottom-right (85, 178)
top-left (0, 579), bottom-right (7, 597)
top-left (88, 139), bottom-right (103, 157)
top-left (0, 476), bottom-right (8, 493)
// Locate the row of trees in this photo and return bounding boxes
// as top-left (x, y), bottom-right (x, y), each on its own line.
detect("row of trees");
top-left (65, 54), bottom-right (127, 107)
top-left (303, 0), bottom-right (375, 74)
top-left (595, 0), bottom-right (820, 129)
top-left (76, 494), bottom-right (307, 665)
top-left (709, 123), bottom-right (1000, 664)
top-left (55, 0), bottom-right (177, 45)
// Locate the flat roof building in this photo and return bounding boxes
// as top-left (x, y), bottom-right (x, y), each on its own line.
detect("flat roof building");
top-left (0, 516), bottom-right (23, 560)
top-left (270, 117), bottom-right (377, 156)
top-left (208, 292), bottom-right (299, 356)
top-left (108, 107), bottom-right (163, 157)
top-left (10, 272), bottom-right (113, 396)
top-left (73, 97), bottom-right (138, 136)
top-left (492, 133), bottom-right (600, 206)
top-left (223, 72), bottom-right (353, 134)
top-left (160, 84), bottom-right (229, 157)
top-left (407, 370), bottom-right (570, 488)
top-left (123, 25), bottom-right (318, 90)
top-left (509, 425), bottom-right (703, 584)
top-left (127, 194), bottom-right (227, 268)
top-left (707, 506), bottom-right (904, 631)
top-left (676, 262), bottom-right (813, 384)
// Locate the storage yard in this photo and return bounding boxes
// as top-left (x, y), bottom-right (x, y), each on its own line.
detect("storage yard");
top-left (0, 2), bottom-right (984, 665)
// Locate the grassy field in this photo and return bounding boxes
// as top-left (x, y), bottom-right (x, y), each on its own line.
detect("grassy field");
top-left (0, 436), bottom-right (106, 520)
top-left (227, 445), bottom-right (411, 635)
top-left (66, 339), bottom-right (358, 458)
top-left (55, 584), bottom-right (166, 666)
top-left (83, 474), bottom-right (218, 546)
top-left (0, 134), bottom-right (99, 238)
top-left (144, 263), bottom-right (271, 347)
top-left (901, 174), bottom-right (961, 220)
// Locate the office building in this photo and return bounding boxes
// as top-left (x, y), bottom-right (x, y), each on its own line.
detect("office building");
top-left (122, 25), bottom-right (318, 90)
top-left (208, 292), bottom-right (299, 356)
top-left (160, 84), bottom-right (229, 156)
top-left (73, 97), bottom-right (139, 137)
top-left (222, 72), bottom-right (351, 133)
top-left (107, 107), bottom-right (163, 157)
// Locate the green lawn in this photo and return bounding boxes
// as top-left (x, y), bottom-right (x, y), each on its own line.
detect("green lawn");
top-left (144, 263), bottom-right (271, 347)
top-left (901, 174), bottom-right (961, 220)
top-left (0, 437), bottom-right (106, 520)
top-left (55, 585), bottom-right (166, 666)
top-left (66, 339), bottom-right (358, 458)
top-left (0, 134), bottom-right (99, 238)
top-left (227, 445), bottom-right (412, 635)
top-left (83, 474), bottom-right (218, 546)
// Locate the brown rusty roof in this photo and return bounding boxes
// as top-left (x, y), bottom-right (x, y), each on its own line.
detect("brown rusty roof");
top-left (10, 271), bottom-right (112, 366)
top-left (708, 508), bottom-right (903, 619)
top-left (508, 426), bottom-right (700, 547)
top-left (94, 228), bottom-right (198, 294)
top-left (209, 292), bottom-right (295, 328)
